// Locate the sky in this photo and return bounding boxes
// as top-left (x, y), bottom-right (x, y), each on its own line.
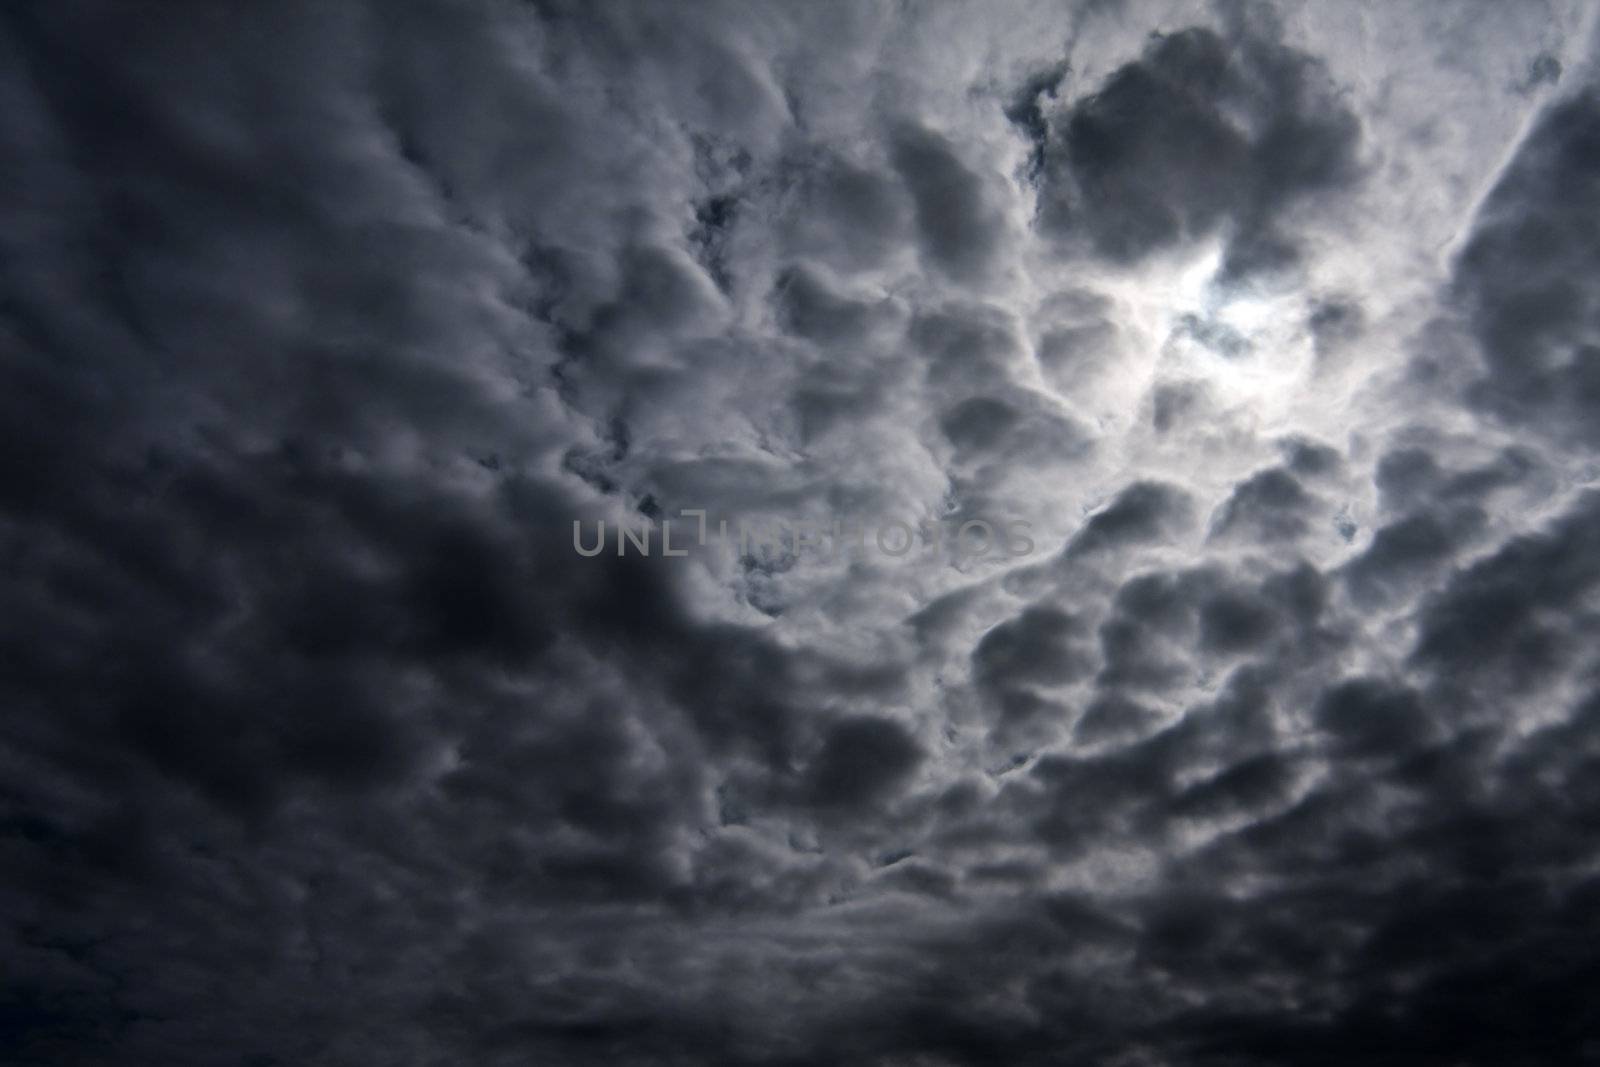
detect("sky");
top-left (4, 1), bottom-right (1600, 1064)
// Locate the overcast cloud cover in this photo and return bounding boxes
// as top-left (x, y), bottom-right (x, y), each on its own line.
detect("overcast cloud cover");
top-left (5, 1), bottom-right (1600, 1063)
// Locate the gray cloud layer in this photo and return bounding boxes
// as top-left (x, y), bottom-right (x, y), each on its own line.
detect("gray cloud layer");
top-left (4, 1), bottom-right (1600, 1064)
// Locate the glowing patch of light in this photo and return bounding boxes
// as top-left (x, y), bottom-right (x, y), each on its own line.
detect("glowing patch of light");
top-left (1047, 239), bottom-right (1322, 438)
top-left (1215, 294), bottom-right (1274, 334)
top-left (1128, 241), bottom-right (1315, 418)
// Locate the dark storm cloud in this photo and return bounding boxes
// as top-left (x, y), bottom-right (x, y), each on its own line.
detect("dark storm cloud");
top-left (1196, 585), bottom-right (1277, 653)
top-left (1277, 435), bottom-right (1341, 476)
top-left (775, 263), bottom-right (897, 345)
top-left (911, 300), bottom-right (1029, 388)
top-left (1208, 465), bottom-right (1317, 543)
top-left (969, 605), bottom-right (1097, 743)
top-left (1064, 479), bottom-right (1194, 558)
top-left (1073, 689), bottom-right (1165, 743)
top-left (1149, 378), bottom-right (1211, 434)
top-left (1409, 488), bottom-right (1600, 698)
top-left (1312, 677), bottom-right (1436, 758)
top-left (1340, 504), bottom-right (1486, 607)
top-left (973, 605), bottom-right (1095, 689)
top-left (1450, 88), bottom-right (1600, 446)
top-left (803, 715), bottom-right (924, 811)
top-left (1306, 295), bottom-right (1365, 362)
top-left (785, 153), bottom-right (913, 274)
top-left (1030, 18), bottom-right (1362, 278)
top-left (0, 2), bottom-right (889, 1060)
top-left (1373, 439), bottom-right (1549, 516)
top-left (5, 1), bottom-right (1600, 1065)
top-left (937, 387), bottom-right (1092, 469)
top-left (889, 122), bottom-right (1009, 284)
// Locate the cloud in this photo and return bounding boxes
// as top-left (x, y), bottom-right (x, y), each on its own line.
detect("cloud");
top-left (1208, 465), bottom-right (1318, 543)
top-left (1064, 480), bottom-right (1195, 559)
top-left (1451, 89), bottom-right (1600, 446)
top-left (890, 122), bottom-right (1011, 284)
top-left (804, 715), bottom-right (925, 810)
top-left (4, 1), bottom-right (1600, 1064)
top-left (1030, 19), bottom-right (1363, 279)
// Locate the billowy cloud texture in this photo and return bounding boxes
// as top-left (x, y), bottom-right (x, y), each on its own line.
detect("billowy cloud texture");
top-left (4, 2), bottom-right (1600, 1064)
